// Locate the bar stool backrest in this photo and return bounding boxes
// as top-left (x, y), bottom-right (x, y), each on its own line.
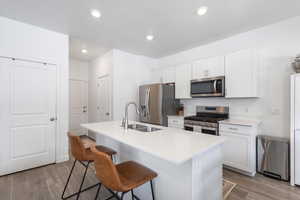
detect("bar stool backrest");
top-left (68, 132), bottom-right (89, 161)
top-left (91, 146), bottom-right (125, 192)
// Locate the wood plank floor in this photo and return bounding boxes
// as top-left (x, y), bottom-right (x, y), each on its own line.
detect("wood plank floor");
top-left (1, 159), bottom-right (300, 200)
top-left (224, 170), bottom-right (300, 200)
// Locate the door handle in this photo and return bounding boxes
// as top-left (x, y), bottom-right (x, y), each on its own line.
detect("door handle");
top-left (213, 80), bottom-right (217, 93)
top-left (50, 117), bottom-right (57, 121)
top-left (106, 112), bottom-right (110, 116)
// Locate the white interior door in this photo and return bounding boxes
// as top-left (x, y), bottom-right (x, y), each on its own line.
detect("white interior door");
top-left (97, 76), bottom-right (111, 121)
top-left (69, 80), bottom-right (88, 135)
top-left (0, 58), bottom-right (57, 176)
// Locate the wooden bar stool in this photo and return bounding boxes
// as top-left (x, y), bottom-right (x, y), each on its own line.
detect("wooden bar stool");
top-left (91, 146), bottom-right (158, 200)
top-left (61, 132), bottom-right (117, 200)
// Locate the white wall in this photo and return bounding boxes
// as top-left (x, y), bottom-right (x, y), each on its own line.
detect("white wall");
top-left (88, 49), bottom-right (157, 123)
top-left (88, 50), bottom-right (114, 123)
top-left (70, 59), bottom-right (89, 81)
top-left (0, 17), bottom-right (69, 162)
top-left (155, 16), bottom-right (300, 138)
top-left (112, 50), bottom-right (156, 120)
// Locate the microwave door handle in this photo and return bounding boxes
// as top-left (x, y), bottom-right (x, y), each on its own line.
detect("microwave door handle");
top-left (213, 80), bottom-right (217, 93)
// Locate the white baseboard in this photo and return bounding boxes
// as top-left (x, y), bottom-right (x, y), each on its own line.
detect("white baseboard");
top-left (56, 154), bottom-right (69, 163)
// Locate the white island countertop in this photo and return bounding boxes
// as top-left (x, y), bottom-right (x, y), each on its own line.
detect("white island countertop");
top-left (81, 121), bottom-right (225, 165)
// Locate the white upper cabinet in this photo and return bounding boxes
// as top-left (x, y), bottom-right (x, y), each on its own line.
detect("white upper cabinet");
top-left (175, 63), bottom-right (192, 99)
top-left (225, 49), bottom-right (259, 98)
top-left (192, 56), bottom-right (225, 80)
top-left (161, 67), bottom-right (176, 83)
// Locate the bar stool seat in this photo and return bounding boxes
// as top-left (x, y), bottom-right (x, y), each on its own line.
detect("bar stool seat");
top-left (85, 145), bottom-right (117, 161)
top-left (116, 161), bottom-right (157, 191)
top-left (80, 135), bottom-right (96, 148)
top-left (79, 135), bottom-right (117, 160)
top-left (61, 132), bottom-right (117, 200)
top-left (91, 146), bottom-right (158, 200)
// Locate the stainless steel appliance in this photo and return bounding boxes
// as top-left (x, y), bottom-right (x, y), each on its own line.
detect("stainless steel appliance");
top-left (190, 76), bottom-right (225, 97)
top-left (139, 83), bottom-right (180, 126)
top-left (184, 106), bottom-right (229, 135)
top-left (291, 75), bottom-right (300, 185)
top-left (257, 135), bottom-right (290, 181)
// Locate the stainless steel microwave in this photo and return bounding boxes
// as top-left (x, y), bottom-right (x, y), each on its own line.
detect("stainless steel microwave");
top-left (190, 76), bottom-right (225, 97)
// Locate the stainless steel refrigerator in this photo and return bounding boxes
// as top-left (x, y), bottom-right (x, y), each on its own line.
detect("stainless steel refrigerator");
top-left (139, 83), bottom-right (180, 126)
top-left (291, 74), bottom-right (300, 185)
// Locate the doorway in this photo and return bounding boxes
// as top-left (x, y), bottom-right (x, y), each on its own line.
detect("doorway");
top-left (69, 80), bottom-right (88, 135)
top-left (97, 75), bottom-right (111, 121)
top-left (0, 58), bottom-right (57, 175)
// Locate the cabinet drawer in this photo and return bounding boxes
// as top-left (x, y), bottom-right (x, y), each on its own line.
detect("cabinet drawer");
top-left (219, 124), bottom-right (252, 135)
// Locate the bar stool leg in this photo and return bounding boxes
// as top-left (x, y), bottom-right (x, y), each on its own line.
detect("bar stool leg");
top-left (130, 190), bottom-right (141, 200)
top-left (131, 190), bottom-right (134, 200)
top-left (120, 192), bottom-right (125, 200)
top-left (94, 183), bottom-right (102, 200)
top-left (76, 161), bottom-right (91, 200)
top-left (150, 180), bottom-right (155, 200)
top-left (61, 159), bottom-right (77, 199)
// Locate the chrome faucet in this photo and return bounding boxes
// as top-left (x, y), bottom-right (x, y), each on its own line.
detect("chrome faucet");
top-left (123, 102), bottom-right (140, 131)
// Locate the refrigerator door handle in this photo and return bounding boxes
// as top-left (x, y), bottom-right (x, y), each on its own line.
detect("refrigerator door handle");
top-left (145, 88), bottom-right (150, 119)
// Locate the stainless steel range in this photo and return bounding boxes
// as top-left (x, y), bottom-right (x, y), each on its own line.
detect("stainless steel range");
top-left (184, 106), bottom-right (229, 136)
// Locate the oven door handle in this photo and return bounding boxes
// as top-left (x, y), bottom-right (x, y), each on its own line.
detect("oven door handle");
top-left (202, 127), bottom-right (217, 131)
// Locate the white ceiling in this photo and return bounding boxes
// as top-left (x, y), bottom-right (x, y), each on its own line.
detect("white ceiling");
top-left (0, 0), bottom-right (300, 59)
top-left (69, 38), bottom-right (110, 61)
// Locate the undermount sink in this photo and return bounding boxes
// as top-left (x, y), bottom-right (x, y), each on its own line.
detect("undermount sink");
top-left (127, 124), bottom-right (161, 132)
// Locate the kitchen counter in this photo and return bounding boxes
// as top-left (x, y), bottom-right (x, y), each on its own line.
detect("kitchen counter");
top-left (82, 121), bottom-right (224, 200)
top-left (82, 121), bottom-right (224, 164)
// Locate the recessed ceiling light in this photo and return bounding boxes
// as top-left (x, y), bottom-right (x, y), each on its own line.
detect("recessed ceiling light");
top-left (81, 49), bottom-right (88, 54)
top-left (90, 9), bottom-right (101, 18)
top-left (197, 6), bottom-right (208, 16)
top-left (146, 35), bottom-right (154, 41)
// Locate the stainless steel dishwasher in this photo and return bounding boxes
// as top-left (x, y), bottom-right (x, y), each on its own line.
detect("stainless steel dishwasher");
top-left (257, 135), bottom-right (290, 181)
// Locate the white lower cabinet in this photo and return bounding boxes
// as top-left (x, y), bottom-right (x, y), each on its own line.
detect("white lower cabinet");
top-left (219, 120), bottom-right (259, 176)
top-left (221, 132), bottom-right (251, 171)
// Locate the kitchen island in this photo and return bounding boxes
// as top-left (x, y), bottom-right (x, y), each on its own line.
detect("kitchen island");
top-left (82, 121), bottom-right (225, 200)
